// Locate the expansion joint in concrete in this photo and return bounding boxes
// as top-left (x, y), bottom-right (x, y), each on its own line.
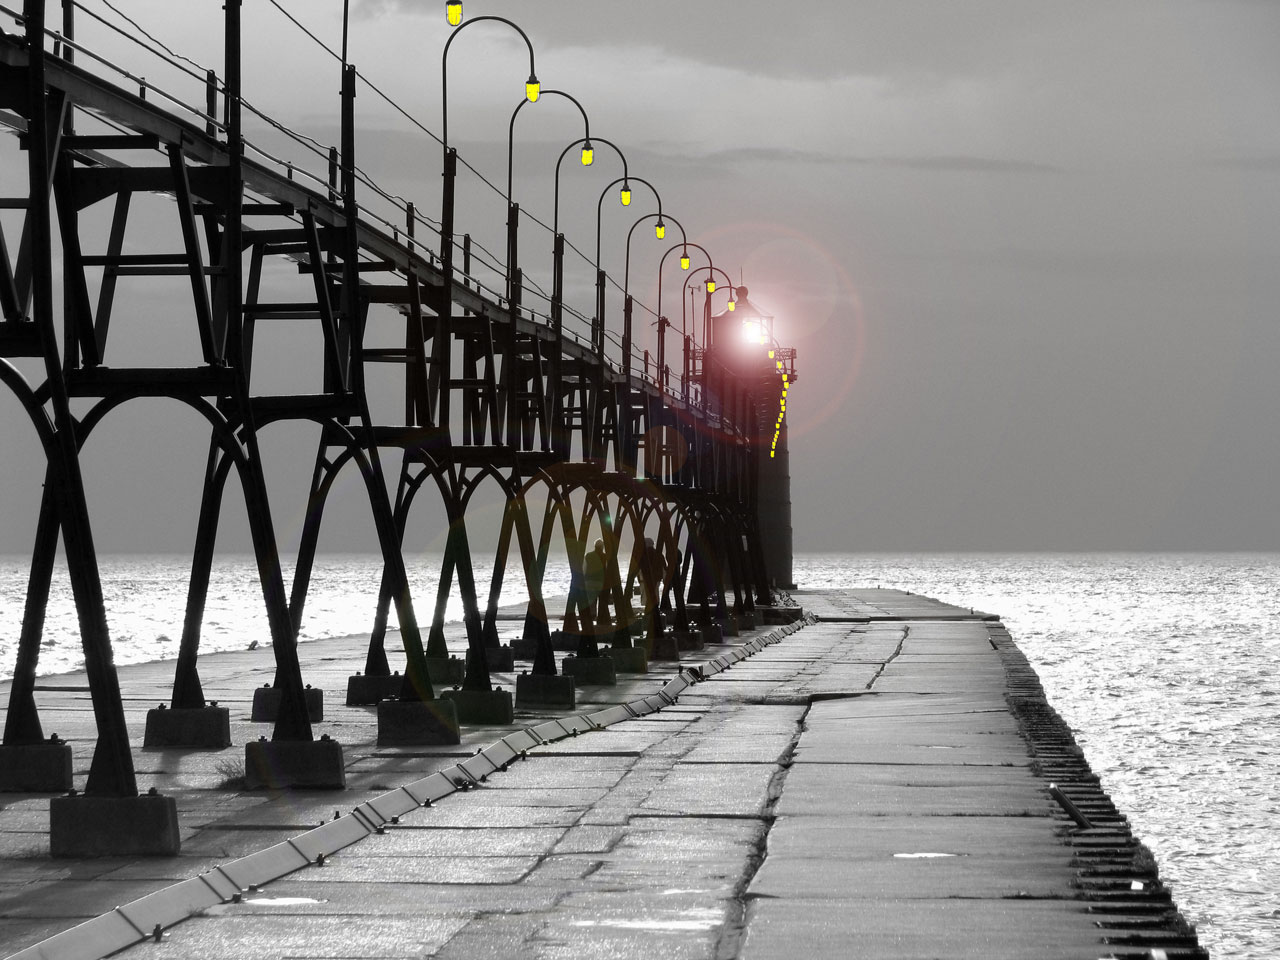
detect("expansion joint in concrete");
top-left (864, 623), bottom-right (911, 690)
top-left (713, 702), bottom-right (808, 960)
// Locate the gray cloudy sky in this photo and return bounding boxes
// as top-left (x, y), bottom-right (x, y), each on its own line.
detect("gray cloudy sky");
top-left (2, 0), bottom-right (1279, 553)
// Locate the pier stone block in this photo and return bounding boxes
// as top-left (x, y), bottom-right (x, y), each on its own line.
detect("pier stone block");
top-left (700, 623), bottom-right (724, 645)
top-left (562, 656), bottom-right (617, 685)
top-left (672, 629), bottom-right (705, 652)
top-left (250, 684), bottom-right (324, 723)
top-left (346, 672), bottom-right (403, 706)
top-left (515, 672), bottom-right (576, 708)
top-left (509, 637), bottom-right (539, 660)
top-left (483, 644), bottom-right (516, 672)
top-left (720, 617), bottom-right (740, 637)
top-left (442, 687), bottom-right (515, 725)
top-left (603, 645), bottom-right (648, 673)
top-left (0, 741), bottom-right (72, 793)
top-left (376, 698), bottom-right (461, 746)
top-left (50, 793), bottom-right (180, 857)
top-left (143, 705), bottom-right (231, 749)
top-left (550, 629), bottom-right (581, 652)
top-left (649, 632), bottom-right (682, 661)
top-left (244, 736), bottom-right (345, 789)
top-left (424, 656), bottom-right (466, 686)
top-left (762, 606), bottom-right (804, 625)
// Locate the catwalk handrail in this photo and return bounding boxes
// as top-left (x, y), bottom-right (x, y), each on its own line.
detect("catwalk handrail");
top-left (0, 24), bottom-right (739, 429)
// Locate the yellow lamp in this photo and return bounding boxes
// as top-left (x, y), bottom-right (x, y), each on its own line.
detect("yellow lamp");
top-left (655, 220), bottom-right (665, 239)
top-left (446, 0), bottom-right (462, 26)
top-left (727, 299), bottom-right (736, 311)
top-left (526, 75), bottom-right (540, 102)
top-left (680, 251), bottom-right (690, 270)
top-left (620, 183), bottom-right (632, 206)
top-left (581, 141), bottom-right (594, 166)
top-left (706, 280), bottom-right (716, 293)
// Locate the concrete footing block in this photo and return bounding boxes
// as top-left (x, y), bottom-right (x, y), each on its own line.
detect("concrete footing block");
top-left (0, 741), bottom-right (72, 793)
top-left (761, 606), bottom-right (804, 624)
top-left (376, 699), bottom-right (461, 746)
top-left (244, 736), bottom-right (345, 789)
top-left (424, 656), bottom-right (466, 686)
top-left (143, 705), bottom-right (231, 749)
top-left (648, 632), bottom-right (682, 661)
top-left (346, 673), bottom-right (403, 706)
top-left (672, 629), bottom-right (704, 652)
top-left (441, 688), bottom-right (515, 725)
top-left (562, 656), bottom-right (617, 685)
top-left (720, 617), bottom-right (740, 637)
top-left (603, 645), bottom-right (648, 673)
top-left (50, 793), bottom-right (180, 857)
top-left (483, 644), bottom-right (515, 672)
top-left (549, 630), bottom-right (581, 652)
top-left (515, 672), bottom-right (576, 708)
top-left (510, 637), bottom-right (536, 660)
top-left (250, 685), bottom-right (323, 723)
top-left (700, 623), bottom-right (724, 645)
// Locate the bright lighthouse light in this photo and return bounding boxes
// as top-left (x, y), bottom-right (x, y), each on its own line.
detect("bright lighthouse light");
top-left (743, 320), bottom-right (765, 344)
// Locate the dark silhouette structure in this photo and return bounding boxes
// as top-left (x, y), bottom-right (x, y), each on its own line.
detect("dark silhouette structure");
top-left (0, 1), bottom-right (798, 847)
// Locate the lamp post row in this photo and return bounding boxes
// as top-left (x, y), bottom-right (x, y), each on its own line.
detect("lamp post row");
top-left (438, 3), bottom-right (738, 391)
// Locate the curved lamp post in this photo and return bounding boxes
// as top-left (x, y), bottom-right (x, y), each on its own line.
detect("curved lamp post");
top-left (504, 89), bottom-right (590, 308)
top-left (683, 263), bottom-right (738, 349)
top-left (622, 212), bottom-right (688, 381)
top-left (656, 246), bottom-right (736, 398)
top-left (549, 135), bottom-right (628, 342)
top-left (437, 14), bottom-right (538, 692)
top-left (440, 15), bottom-right (539, 297)
top-left (594, 175), bottom-right (661, 353)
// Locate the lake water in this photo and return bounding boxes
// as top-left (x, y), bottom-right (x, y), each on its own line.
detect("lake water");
top-left (2, 551), bottom-right (1276, 958)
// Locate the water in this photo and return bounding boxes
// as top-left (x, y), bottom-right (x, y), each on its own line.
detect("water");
top-left (795, 553), bottom-right (1280, 960)
top-left (0, 553), bottom-right (574, 677)
top-left (2, 551), bottom-right (1276, 958)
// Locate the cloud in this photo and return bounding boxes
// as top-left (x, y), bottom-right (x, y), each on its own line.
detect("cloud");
top-left (1206, 156), bottom-right (1280, 171)
top-left (656, 145), bottom-right (1061, 175)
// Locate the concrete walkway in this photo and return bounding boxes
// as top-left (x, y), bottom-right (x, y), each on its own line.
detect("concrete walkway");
top-left (0, 590), bottom-right (1205, 959)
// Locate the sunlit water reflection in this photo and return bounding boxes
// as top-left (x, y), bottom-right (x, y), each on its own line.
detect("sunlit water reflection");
top-left (796, 552), bottom-right (1280, 960)
top-left (1, 552), bottom-right (1275, 956)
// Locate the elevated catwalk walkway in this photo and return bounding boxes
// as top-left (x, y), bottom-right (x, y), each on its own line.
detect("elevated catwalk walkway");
top-left (0, 589), bottom-right (1205, 959)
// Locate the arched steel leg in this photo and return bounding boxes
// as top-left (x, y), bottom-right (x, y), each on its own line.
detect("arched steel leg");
top-left (440, 493), bottom-right (491, 692)
top-left (287, 442), bottom-right (338, 647)
top-left (233, 447), bottom-right (313, 742)
top-left (522, 494), bottom-right (558, 644)
top-left (557, 489), bottom-right (597, 657)
top-left (171, 444), bottom-right (234, 709)
top-left (481, 493), bottom-right (517, 648)
top-left (511, 490), bottom-right (555, 676)
top-left (2, 475), bottom-right (58, 745)
top-left (595, 493), bottom-right (628, 647)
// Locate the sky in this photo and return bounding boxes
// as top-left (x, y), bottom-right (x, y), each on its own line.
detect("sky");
top-left (2, 0), bottom-right (1280, 554)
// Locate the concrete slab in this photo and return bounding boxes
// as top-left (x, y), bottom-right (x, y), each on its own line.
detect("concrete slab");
top-left (740, 897), bottom-right (1104, 960)
top-left (0, 592), bottom-right (1200, 960)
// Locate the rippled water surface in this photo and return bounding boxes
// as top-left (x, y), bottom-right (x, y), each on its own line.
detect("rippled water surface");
top-left (796, 552), bottom-right (1280, 960)
top-left (2, 551), bottom-right (1275, 957)
top-left (0, 553), bottom-right (573, 677)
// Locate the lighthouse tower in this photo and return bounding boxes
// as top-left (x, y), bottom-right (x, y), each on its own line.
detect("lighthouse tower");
top-left (706, 287), bottom-right (798, 592)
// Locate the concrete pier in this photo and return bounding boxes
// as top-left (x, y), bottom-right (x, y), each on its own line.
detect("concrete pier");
top-left (0, 590), bottom-right (1206, 959)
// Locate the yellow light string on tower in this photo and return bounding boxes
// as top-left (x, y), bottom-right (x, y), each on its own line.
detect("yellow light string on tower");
top-left (769, 351), bottom-right (789, 458)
